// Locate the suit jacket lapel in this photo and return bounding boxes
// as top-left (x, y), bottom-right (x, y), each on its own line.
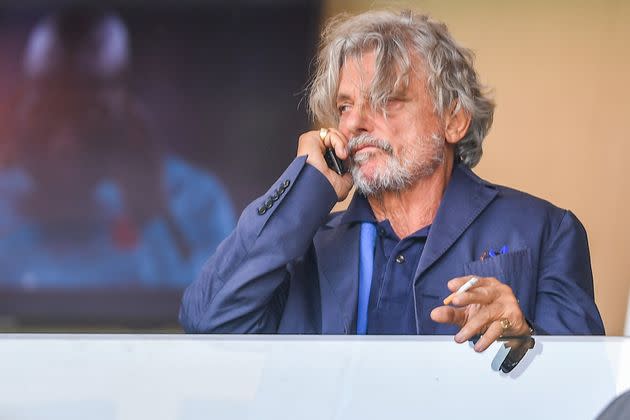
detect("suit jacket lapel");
top-left (313, 220), bottom-right (360, 334)
top-left (414, 164), bottom-right (498, 280)
top-left (311, 165), bottom-right (496, 333)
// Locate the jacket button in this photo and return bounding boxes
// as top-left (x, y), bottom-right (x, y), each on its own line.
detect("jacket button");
top-left (282, 179), bottom-right (291, 188)
top-left (257, 206), bottom-right (267, 215)
top-left (271, 191), bottom-right (280, 201)
top-left (265, 199), bottom-right (273, 209)
top-left (395, 254), bottom-right (405, 264)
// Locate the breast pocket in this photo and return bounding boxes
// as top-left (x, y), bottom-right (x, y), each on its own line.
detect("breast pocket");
top-left (463, 248), bottom-right (533, 297)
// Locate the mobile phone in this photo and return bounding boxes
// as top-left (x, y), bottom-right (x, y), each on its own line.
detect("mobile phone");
top-left (490, 336), bottom-right (535, 373)
top-left (324, 148), bottom-right (346, 175)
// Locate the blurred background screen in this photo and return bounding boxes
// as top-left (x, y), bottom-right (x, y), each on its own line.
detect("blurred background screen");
top-left (0, 0), bottom-right (321, 330)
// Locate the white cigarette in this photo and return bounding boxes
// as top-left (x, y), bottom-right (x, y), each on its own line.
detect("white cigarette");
top-left (443, 276), bottom-right (479, 305)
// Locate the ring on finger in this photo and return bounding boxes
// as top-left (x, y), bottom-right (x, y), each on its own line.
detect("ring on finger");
top-left (499, 318), bottom-right (511, 337)
top-left (319, 128), bottom-right (329, 141)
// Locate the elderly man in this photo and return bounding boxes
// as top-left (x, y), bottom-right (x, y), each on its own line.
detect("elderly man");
top-left (180, 10), bottom-right (604, 350)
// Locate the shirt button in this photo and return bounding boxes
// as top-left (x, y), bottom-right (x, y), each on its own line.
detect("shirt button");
top-left (395, 254), bottom-right (405, 264)
top-left (378, 227), bottom-right (386, 236)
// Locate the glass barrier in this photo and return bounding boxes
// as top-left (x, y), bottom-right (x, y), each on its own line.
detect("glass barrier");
top-left (0, 335), bottom-right (629, 419)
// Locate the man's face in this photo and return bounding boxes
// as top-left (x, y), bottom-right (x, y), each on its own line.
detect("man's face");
top-left (336, 50), bottom-right (446, 195)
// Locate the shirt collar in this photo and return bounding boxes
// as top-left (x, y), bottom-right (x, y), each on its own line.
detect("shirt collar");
top-left (340, 190), bottom-right (433, 240)
top-left (340, 193), bottom-right (376, 225)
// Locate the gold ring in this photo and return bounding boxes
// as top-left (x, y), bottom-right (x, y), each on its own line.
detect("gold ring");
top-left (319, 128), bottom-right (329, 141)
top-left (500, 318), bottom-right (511, 332)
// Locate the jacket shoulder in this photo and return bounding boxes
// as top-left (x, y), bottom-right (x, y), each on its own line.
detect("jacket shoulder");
top-left (494, 183), bottom-right (567, 220)
top-left (464, 163), bottom-right (565, 214)
top-left (463, 166), bottom-right (578, 231)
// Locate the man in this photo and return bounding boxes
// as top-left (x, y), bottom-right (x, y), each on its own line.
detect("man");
top-left (180, 10), bottom-right (604, 350)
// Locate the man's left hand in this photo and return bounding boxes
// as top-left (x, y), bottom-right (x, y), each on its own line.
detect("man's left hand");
top-left (430, 276), bottom-right (531, 352)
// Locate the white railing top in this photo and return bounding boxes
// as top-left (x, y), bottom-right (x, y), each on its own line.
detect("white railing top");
top-left (1, 335), bottom-right (628, 420)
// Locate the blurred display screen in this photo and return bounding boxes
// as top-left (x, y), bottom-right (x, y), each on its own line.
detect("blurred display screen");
top-left (0, 1), bottom-right (320, 328)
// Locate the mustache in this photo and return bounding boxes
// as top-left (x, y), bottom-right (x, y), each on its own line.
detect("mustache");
top-left (348, 133), bottom-right (393, 156)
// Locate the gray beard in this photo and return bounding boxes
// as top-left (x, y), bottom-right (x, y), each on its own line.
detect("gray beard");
top-left (348, 132), bottom-right (444, 197)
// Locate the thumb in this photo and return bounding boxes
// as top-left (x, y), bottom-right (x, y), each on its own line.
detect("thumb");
top-left (431, 305), bottom-right (467, 326)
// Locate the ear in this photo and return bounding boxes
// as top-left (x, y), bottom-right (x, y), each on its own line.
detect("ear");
top-left (444, 101), bottom-right (472, 145)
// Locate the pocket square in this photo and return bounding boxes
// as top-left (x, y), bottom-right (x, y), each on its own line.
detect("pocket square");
top-left (480, 245), bottom-right (509, 261)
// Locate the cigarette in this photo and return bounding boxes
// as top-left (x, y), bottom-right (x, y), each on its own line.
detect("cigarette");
top-left (443, 276), bottom-right (479, 305)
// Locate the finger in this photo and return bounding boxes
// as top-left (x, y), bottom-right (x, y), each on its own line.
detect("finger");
top-left (451, 285), bottom-right (499, 307)
top-left (445, 276), bottom-right (473, 292)
top-left (297, 131), bottom-right (339, 177)
top-left (473, 320), bottom-right (505, 352)
top-left (430, 305), bottom-right (467, 326)
top-left (447, 275), bottom-right (498, 292)
top-left (299, 130), bottom-right (327, 154)
top-left (453, 303), bottom-right (501, 343)
top-left (446, 275), bottom-right (486, 292)
top-left (319, 129), bottom-right (340, 157)
top-left (328, 127), bottom-right (348, 145)
top-left (326, 129), bottom-right (349, 159)
top-left (452, 280), bottom-right (516, 308)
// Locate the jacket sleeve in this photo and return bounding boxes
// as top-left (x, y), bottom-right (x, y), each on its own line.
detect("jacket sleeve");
top-left (534, 210), bottom-right (605, 334)
top-left (179, 156), bottom-right (338, 333)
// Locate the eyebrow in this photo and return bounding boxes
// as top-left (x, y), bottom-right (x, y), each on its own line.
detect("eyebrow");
top-left (335, 93), bottom-right (352, 104)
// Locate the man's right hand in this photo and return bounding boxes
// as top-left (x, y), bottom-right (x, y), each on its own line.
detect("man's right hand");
top-left (297, 128), bottom-right (354, 201)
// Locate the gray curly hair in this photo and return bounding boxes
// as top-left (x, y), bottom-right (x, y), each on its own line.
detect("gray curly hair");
top-left (307, 10), bottom-right (495, 168)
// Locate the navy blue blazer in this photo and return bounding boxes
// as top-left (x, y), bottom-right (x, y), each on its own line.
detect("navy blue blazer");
top-left (180, 156), bottom-right (604, 335)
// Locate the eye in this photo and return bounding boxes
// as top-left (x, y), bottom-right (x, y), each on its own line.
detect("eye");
top-left (386, 97), bottom-right (405, 110)
top-left (337, 103), bottom-right (351, 115)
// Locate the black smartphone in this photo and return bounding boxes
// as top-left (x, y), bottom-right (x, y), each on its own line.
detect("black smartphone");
top-left (489, 336), bottom-right (535, 373)
top-left (324, 148), bottom-right (347, 175)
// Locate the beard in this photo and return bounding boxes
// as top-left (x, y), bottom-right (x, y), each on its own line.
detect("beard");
top-left (348, 132), bottom-right (444, 197)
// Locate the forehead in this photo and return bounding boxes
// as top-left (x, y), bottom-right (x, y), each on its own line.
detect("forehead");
top-left (337, 50), bottom-right (378, 95)
top-left (336, 49), bottom-right (428, 99)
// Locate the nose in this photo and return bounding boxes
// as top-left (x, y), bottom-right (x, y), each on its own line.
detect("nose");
top-left (340, 102), bottom-right (373, 138)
